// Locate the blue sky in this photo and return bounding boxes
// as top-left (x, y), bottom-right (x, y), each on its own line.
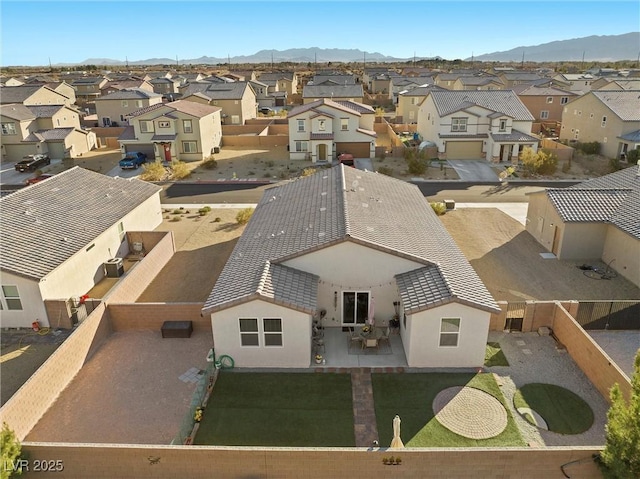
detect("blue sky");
top-left (1, 1), bottom-right (638, 66)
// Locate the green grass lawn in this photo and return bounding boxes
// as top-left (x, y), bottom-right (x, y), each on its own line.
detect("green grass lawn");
top-left (194, 372), bottom-right (354, 446)
top-left (372, 373), bottom-right (525, 447)
top-left (513, 383), bottom-right (594, 434)
top-left (485, 342), bottom-right (510, 367)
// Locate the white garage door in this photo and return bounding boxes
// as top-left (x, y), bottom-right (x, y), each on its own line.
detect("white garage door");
top-left (445, 141), bottom-right (483, 160)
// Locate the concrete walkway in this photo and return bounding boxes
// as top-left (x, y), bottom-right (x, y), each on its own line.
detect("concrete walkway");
top-left (448, 160), bottom-right (500, 182)
top-left (351, 369), bottom-right (379, 447)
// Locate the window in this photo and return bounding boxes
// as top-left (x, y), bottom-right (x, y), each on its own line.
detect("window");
top-left (560, 97), bottom-right (568, 105)
top-left (183, 141), bottom-right (197, 153)
top-left (297, 119), bottom-right (305, 132)
top-left (409, 111), bottom-right (415, 120)
top-left (1, 122), bottom-right (16, 135)
top-left (121, 100), bottom-right (128, 107)
top-left (340, 118), bottom-right (348, 131)
top-left (263, 318), bottom-right (282, 346)
top-left (295, 140), bottom-right (308, 152)
top-left (2, 285), bottom-right (22, 310)
top-left (411, 98), bottom-right (416, 105)
top-left (318, 119), bottom-right (325, 131)
top-left (603, 137), bottom-right (607, 143)
top-left (120, 115), bottom-right (126, 122)
top-left (234, 100), bottom-right (239, 105)
top-left (451, 117), bottom-right (467, 132)
top-left (183, 119), bottom-right (193, 133)
top-left (118, 221), bottom-right (125, 242)
top-left (439, 318), bottom-right (460, 347)
top-left (158, 121), bottom-right (170, 128)
top-left (601, 116), bottom-right (607, 127)
top-left (546, 97), bottom-right (553, 104)
top-left (540, 110), bottom-right (549, 120)
top-left (239, 318), bottom-right (259, 346)
top-left (342, 291), bottom-right (369, 325)
top-left (499, 119), bottom-right (507, 131)
top-left (574, 129), bottom-right (580, 140)
top-left (140, 120), bottom-right (154, 133)
top-left (135, 100), bottom-right (143, 108)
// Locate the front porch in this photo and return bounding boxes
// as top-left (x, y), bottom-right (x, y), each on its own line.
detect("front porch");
top-left (311, 327), bottom-right (407, 369)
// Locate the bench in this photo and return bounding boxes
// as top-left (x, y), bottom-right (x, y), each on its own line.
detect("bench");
top-left (161, 321), bottom-right (193, 338)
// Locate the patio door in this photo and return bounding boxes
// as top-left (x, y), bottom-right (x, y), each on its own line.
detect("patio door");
top-left (342, 291), bottom-right (369, 326)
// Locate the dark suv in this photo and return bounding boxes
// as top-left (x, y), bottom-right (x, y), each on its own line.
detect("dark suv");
top-left (15, 154), bottom-right (51, 172)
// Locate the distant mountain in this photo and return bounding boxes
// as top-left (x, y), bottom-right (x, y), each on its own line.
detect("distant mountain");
top-left (469, 33), bottom-right (640, 62)
top-left (55, 48), bottom-right (434, 67)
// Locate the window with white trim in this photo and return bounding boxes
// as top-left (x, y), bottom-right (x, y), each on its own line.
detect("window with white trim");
top-left (439, 318), bottom-right (460, 347)
top-left (183, 119), bottom-right (193, 133)
top-left (546, 97), bottom-right (553, 104)
top-left (2, 285), bottom-right (23, 310)
top-left (318, 119), bottom-right (326, 131)
top-left (183, 141), bottom-right (197, 153)
top-left (121, 100), bottom-right (128, 107)
top-left (297, 119), bottom-right (305, 132)
top-left (560, 97), bottom-right (568, 104)
top-left (340, 118), bottom-right (348, 131)
top-left (1, 122), bottom-right (16, 135)
top-left (158, 121), bottom-right (170, 128)
top-left (295, 140), bottom-right (308, 152)
top-left (540, 110), bottom-right (549, 120)
top-left (239, 318), bottom-right (259, 346)
top-left (499, 119), bottom-right (507, 131)
top-left (135, 100), bottom-right (143, 108)
top-left (140, 120), bottom-right (154, 133)
top-left (263, 318), bottom-right (282, 346)
top-left (451, 117), bottom-right (467, 132)
top-left (601, 116), bottom-right (607, 127)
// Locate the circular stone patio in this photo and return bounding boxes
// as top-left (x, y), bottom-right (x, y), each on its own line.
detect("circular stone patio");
top-left (433, 386), bottom-right (508, 439)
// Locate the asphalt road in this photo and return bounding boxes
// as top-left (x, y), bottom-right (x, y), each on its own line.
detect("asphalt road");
top-left (157, 180), bottom-right (580, 205)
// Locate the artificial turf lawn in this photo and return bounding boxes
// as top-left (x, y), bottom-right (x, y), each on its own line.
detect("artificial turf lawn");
top-left (513, 383), bottom-right (594, 434)
top-left (372, 373), bottom-right (526, 447)
top-left (484, 342), bottom-right (510, 367)
top-left (194, 372), bottom-right (355, 446)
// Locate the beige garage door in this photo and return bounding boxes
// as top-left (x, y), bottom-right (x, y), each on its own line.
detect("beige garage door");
top-left (445, 141), bottom-right (483, 159)
top-left (335, 142), bottom-right (370, 158)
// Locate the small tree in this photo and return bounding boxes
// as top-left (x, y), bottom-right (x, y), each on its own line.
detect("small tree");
top-left (519, 147), bottom-right (557, 177)
top-left (139, 160), bottom-right (167, 181)
top-left (1, 422), bottom-right (22, 478)
top-left (170, 160), bottom-right (191, 180)
top-left (236, 208), bottom-right (254, 225)
top-left (599, 351), bottom-right (640, 479)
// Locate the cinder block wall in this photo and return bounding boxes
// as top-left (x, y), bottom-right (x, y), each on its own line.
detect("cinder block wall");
top-left (108, 303), bottom-right (210, 333)
top-left (19, 444), bottom-right (604, 479)
top-left (552, 303), bottom-right (632, 403)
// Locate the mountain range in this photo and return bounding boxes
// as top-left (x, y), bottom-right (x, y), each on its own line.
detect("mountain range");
top-left (57, 33), bottom-right (639, 67)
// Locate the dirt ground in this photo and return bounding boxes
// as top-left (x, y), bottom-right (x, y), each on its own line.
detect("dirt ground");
top-left (439, 208), bottom-right (640, 302)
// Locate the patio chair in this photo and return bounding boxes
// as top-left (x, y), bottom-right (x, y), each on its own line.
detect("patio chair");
top-left (312, 325), bottom-right (324, 339)
top-left (378, 326), bottom-right (391, 348)
top-left (347, 327), bottom-right (361, 348)
top-left (313, 337), bottom-right (325, 354)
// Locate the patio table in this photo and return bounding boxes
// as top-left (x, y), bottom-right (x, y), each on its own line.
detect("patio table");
top-left (359, 328), bottom-right (383, 349)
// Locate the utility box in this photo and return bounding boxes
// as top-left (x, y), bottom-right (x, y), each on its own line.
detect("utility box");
top-left (444, 199), bottom-right (455, 210)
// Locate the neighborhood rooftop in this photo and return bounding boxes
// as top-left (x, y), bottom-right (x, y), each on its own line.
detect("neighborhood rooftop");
top-left (590, 90), bottom-right (640, 121)
top-left (0, 167), bottom-right (161, 280)
top-left (203, 165), bottom-right (499, 315)
top-left (429, 90), bottom-right (535, 120)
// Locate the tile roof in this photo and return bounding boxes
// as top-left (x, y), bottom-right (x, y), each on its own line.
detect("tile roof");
top-left (311, 75), bottom-right (357, 85)
top-left (34, 127), bottom-right (76, 141)
top-left (26, 105), bottom-right (66, 118)
top-left (500, 72), bottom-right (543, 81)
top-left (181, 81), bottom-right (250, 100)
top-left (310, 133), bottom-right (334, 140)
top-left (151, 134), bottom-right (177, 141)
top-left (395, 266), bottom-right (452, 312)
top-left (618, 129), bottom-right (640, 142)
top-left (128, 100), bottom-right (220, 119)
top-left (334, 100), bottom-right (375, 114)
top-left (288, 99), bottom-right (367, 118)
top-left (203, 165), bottom-right (499, 315)
top-left (303, 84), bottom-right (364, 99)
top-left (399, 85), bottom-right (443, 97)
top-left (119, 126), bottom-right (136, 140)
top-left (457, 77), bottom-right (503, 86)
top-left (490, 130), bottom-right (539, 142)
top-left (590, 90), bottom-right (640, 121)
top-left (429, 90), bottom-right (535, 121)
top-left (0, 103), bottom-right (35, 121)
top-left (0, 167), bottom-right (161, 280)
top-left (95, 88), bottom-right (162, 101)
top-left (0, 85), bottom-right (52, 104)
top-left (544, 165), bottom-right (640, 239)
top-left (258, 72), bottom-right (295, 82)
top-left (512, 84), bottom-right (576, 96)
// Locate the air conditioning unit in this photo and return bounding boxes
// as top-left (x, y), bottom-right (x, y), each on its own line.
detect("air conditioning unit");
top-left (104, 257), bottom-right (124, 278)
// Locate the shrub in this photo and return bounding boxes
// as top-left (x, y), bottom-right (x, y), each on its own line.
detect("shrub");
top-left (198, 206), bottom-right (211, 216)
top-left (172, 209), bottom-right (182, 214)
top-left (301, 167), bottom-right (317, 177)
top-left (626, 149), bottom-right (639, 163)
top-left (201, 155), bottom-right (218, 170)
top-left (519, 147), bottom-right (557, 177)
top-left (377, 166), bottom-right (394, 176)
top-left (279, 170), bottom-right (290, 180)
top-left (169, 216), bottom-right (181, 222)
top-left (407, 157), bottom-right (427, 175)
top-left (430, 202), bottom-right (447, 215)
top-left (403, 148), bottom-right (416, 161)
top-left (213, 217), bottom-right (222, 223)
top-left (1, 422), bottom-right (23, 477)
top-left (561, 160), bottom-right (571, 173)
top-left (576, 141), bottom-right (601, 155)
top-left (248, 171), bottom-right (255, 176)
top-left (265, 160), bottom-right (275, 168)
top-left (609, 157), bottom-right (623, 172)
top-left (140, 160), bottom-right (167, 181)
top-left (236, 208), bottom-right (254, 225)
top-left (170, 160), bottom-right (191, 180)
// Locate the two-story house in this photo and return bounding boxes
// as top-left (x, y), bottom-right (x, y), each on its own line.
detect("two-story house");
top-left (551, 73), bottom-right (595, 94)
top-left (100, 79), bottom-right (154, 97)
top-left (496, 72), bottom-right (544, 88)
top-left (1, 103), bottom-right (95, 161)
top-left (395, 85), bottom-right (445, 123)
top-left (72, 77), bottom-right (109, 108)
top-left (287, 99), bottom-right (376, 162)
top-left (257, 72), bottom-right (298, 97)
top-left (95, 89), bottom-right (163, 127)
top-left (248, 80), bottom-right (274, 109)
top-left (0, 85), bottom-right (72, 107)
top-left (302, 83), bottom-right (364, 104)
top-left (118, 100), bottom-right (222, 162)
top-left (451, 76), bottom-right (504, 91)
top-left (417, 90), bottom-right (538, 163)
top-left (513, 84), bottom-right (577, 134)
top-left (149, 77), bottom-right (181, 95)
top-left (559, 90), bottom-right (640, 160)
top-left (181, 82), bottom-right (257, 125)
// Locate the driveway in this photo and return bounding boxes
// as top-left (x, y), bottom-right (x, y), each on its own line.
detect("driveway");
top-left (354, 158), bottom-right (374, 171)
top-left (104, 164), bottom-right (143, 178)
top-left (0, 159), bottom-right (62, 185)
top-left (448, 160), bottom-right (499, 182)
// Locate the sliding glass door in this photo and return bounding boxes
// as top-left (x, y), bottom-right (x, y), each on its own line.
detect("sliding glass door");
top-left (343, 291), bottom-right (369, 325)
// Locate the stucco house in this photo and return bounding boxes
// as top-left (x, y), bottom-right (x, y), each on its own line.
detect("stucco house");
top-left (513, 84), bottom-right (577, 133)
top-left (248, 80), bottom-right (275, 109)
top-left (302, 83), bottom-right (364, 104)
top-left (257, 72), bottom-right (299, 97)
top-left (181, 82), bottom-right (257, 125)
top-left (559, 90), bottom-right (640, 160)
top-left (71, 77), bottom-right (109, 107)
top-left (119, 100), bottom-right (222, 161)
top-left (496, 72), bottom-right (544, 88)
top-left (451, 76), bottom-right (504, 91)
top-left (526, 165), bottom-right (640, 287)
top-left (551, 73), bottom-right (595, 93)
top-left (0, 167), bottom-right (162, 328)
top-left (95, 88), bottom-right (163, 126)
top-left (1, 103), bottom-right (95, 161)
top-left (395, 84), bottom-right (444, 123)
top-left (417, 90), bottom-right (538, 162)
top-left (287, 99), bottom-right (377, 162)
top-left (202, 165), bottom-right (499, 368)
top-left (0, 85), bottom-right (72, 107)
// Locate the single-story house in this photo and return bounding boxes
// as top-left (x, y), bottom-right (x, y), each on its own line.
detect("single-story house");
top-left (0, 167), bottom-right (162, 328)
top-left (526, 165), bottom-right (640, 287)
top-left (202, 165), bottom-right (500, 368)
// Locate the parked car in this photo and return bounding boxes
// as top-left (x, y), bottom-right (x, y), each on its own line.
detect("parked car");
top-left (338, 153), bottom-right (355, 167)
top-left (259, 107), bottom-right (273, 114)
top-left (119, 152), bottom-right (147, 169)
top-left (14, 154), bottom-right (51, 172)
top-left (25, 173), bottom-right (54, 185)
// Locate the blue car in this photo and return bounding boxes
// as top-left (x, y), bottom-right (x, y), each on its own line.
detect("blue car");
top-left (119, 152), bottom-right (147, 169)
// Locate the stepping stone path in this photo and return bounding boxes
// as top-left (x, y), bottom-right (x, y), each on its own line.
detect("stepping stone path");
top-left (433, 386), bottom-right (508, 439)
